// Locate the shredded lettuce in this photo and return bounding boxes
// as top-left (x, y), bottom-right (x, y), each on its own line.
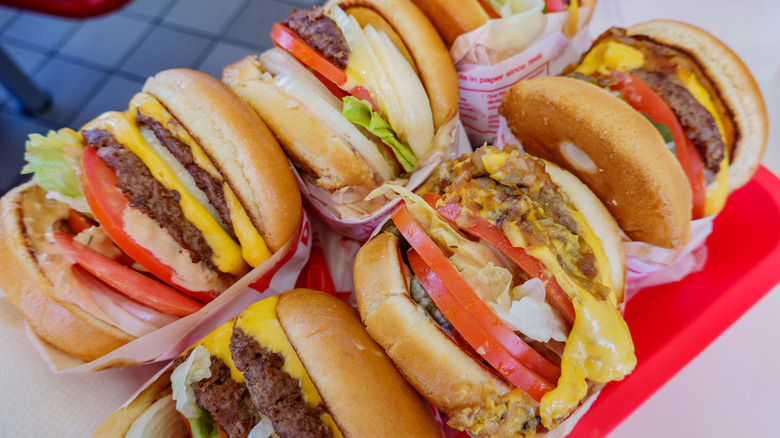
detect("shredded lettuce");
top-left (21, 128), bottom-right (85, 198)
top-left (342, 96), bottom-right (417, 172)
top-left (491, 278), bottom-right (568, 343)
top-left (171, 345), bottom-right (219, 437)
top-left (171, 345), bottom-right (212, 419)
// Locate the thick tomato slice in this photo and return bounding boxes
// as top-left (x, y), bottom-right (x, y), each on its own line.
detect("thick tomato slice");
top-left (80, 145), bottom-right (215, 303)
top-left (422, 193), bottom-right (576, 326)
top-left (408, 249), bottom-right (554, 401)
top-left (609, 71), bottom-right (706, 218)
top-left (392, 206), bottom-right (561, 385)
top-left (53, 232), bottom-right (203, 316)
top-left (270, 23), bottom-right (347, 87)
top-left (68, 210), bottom-right (96, 233)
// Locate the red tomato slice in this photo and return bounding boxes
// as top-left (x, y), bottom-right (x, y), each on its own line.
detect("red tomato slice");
top-left (53, 232), bottom-right (203, 316)
top-left (68, 210), bottom-right (96, 234)
top-left (80, 145), bottom-right (216, 303)
top-left (392, 206), bottom-right (561, 385)
top-left (684, 137), bottom-right (707, 219)
top-left (422, 193), bottom-right (576, 326)
top-left (408, 249), bottom-right (555, 401)
top-left (609, 71), bottom-right (706, 218)
top-left (270, 23), bottom-right (347, 87)
top-left (348, 86), bottom-right (378, 112)
top-left (545, 0), bottom-right (565, 12)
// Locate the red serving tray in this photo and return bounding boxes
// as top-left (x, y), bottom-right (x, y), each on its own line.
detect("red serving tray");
top-left (569, 165), bottom-right (780, 437)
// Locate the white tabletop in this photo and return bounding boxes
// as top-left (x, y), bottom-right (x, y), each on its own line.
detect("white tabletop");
top-left (0, 0), bottom-right (778, 437)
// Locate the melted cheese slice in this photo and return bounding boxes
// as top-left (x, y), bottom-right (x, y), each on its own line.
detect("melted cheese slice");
top-left (235, 297), bottom-right (343, 438)
top-left (675, 69), bottom-right (730, 216)
top-left (482, 151), bottom-right (636, 429)
top-left (82, 111), bottom-right (247, 276)
top-left (197, 318), bottom-right (244, 383)
top-left (574, 40), bottom-right (645, 76)
top-left (129, 93), bottom-right (271, 267)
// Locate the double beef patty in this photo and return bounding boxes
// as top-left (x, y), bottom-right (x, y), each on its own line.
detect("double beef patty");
top-left (82, 128), bottom-right (217, 269)
top-left (190, 356), bottom-right (265, 438)
top-left (229, 328), bottom-right (332, 438)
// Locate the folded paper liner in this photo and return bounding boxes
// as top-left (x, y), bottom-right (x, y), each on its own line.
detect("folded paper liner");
top-left (451, 7), bottom-right (595, 146)
top-left (299, 117), bottom-right (472, 242)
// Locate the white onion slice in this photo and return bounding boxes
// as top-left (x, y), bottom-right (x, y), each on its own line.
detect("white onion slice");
top-left (125, 394), bottom-right (188, 438)
top-left (260, 48), bottom-right (342, 110)
top-left (263, 59), bottom-right (396, 181)
top-left (366, 26), bottom-right (434, 158)
top-left (74, 266), bottom-right (178, 337)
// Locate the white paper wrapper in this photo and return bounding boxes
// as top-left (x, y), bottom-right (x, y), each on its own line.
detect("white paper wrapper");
top-left (298, 117), bottom-right (472, 242)
top-left (624, 215), bottom-right (715, 297)
top-left (28, 209), bottom-right (313, 373)
top-left (451, 7), bottom-right (594, 146)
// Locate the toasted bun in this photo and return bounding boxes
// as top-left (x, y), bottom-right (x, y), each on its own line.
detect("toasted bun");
top-left (626, 20), bottom-right (768, 192)
top-left (222, 56), bottom-right (376, 190)
top-left (545, 161), bottom-right (626, 300)
top-left (326, 0), bottom-right (459, 130)
top-left (0, 183), bottom-right (134, 361)
top-left (408, 0), bottom-right (492, 46)
top-left (143, 69), bottom-right (301, 253)
top-left (500, 75), bottom-right (693, 249)
top-left (277, 289), bottom-right (441, 437)
top-left (354, 233), bottom-right (538, 437)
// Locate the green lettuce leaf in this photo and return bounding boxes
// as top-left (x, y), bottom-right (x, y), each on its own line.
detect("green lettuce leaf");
top-left (188, 411), bottom-right (220, 438)
top-left (342, 96), bottom-right (417, 173)
top-left (21, 128), bottom-right (85, 198)
top-left (641, 113), bottom-right (676, 154)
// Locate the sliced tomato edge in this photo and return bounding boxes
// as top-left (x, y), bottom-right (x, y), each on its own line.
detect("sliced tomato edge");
top-left (408, 248), bottom-right (554, 402)
top-left (392, 205), bottom-right (561, 383)
top-left (421, 193), bottom-right (577, 326)
top-left (53, 231), bottom-right (203, 316)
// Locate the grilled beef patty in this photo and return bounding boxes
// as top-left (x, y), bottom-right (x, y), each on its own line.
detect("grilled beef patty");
top-left (135, 112), bottom-right (235, 237)
top-left (189, 355), bottom-right (265, 438)
top-left (82, 128), bottom-right (216, 269)
top-left (283, 7), bottom-right (349, 70)
top-left (230, 327), bottom-right (332, 438)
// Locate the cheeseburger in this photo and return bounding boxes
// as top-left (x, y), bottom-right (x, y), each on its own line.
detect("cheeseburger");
top-left (354, 146), bottom-right (635, 436)
top-left (94, 289), bottom-right (442, 438)
top-left (222, 0), bottom-right (459, 219)
top-left (0, 69), bottom-right (301, 361)
top-left (501, 20), bottom-right (767, 248)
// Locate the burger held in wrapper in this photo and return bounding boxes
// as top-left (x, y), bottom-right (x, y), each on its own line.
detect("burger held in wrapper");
top-left (354, 145), bottom-right (636, 437)
top-left (0, 69), bottom-right (309, 370)
top-left (94, 289), bottom-right (442, 438)
top-left (500, 20), bottom-right (768, 289)
top-left (408, 0), bottom-right (597, 145)
top-left (222, 0), bottom-right (467, 241)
